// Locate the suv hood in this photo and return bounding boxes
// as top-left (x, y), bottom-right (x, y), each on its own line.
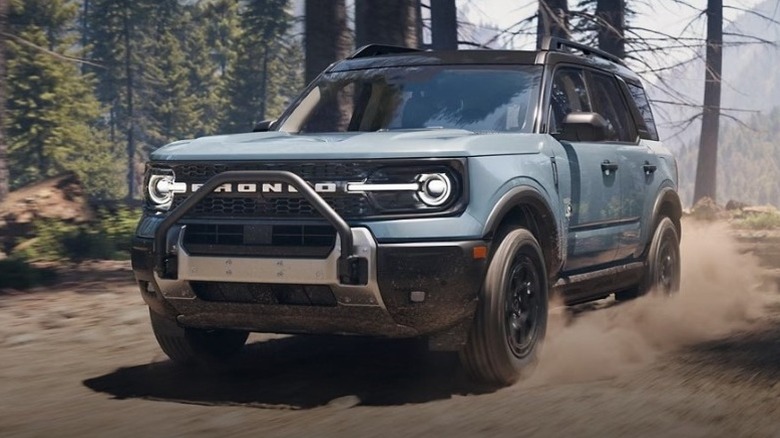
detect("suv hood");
top-left (151, 130), bottom-right (547, 161)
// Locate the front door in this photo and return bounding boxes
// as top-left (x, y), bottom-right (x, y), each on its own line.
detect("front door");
top-left (548, 67), bottom-right (622, 271)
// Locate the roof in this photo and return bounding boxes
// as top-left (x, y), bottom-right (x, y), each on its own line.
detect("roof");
top-left (330, 50), bottom-right (541, 72)
top-left (328, 40), bottom-right (642, 83)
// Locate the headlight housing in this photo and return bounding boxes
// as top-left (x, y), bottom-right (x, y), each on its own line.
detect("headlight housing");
top-left (350, 161), bottom-right (466, 215)
top-left (144, 167), bottom-right (184, 211)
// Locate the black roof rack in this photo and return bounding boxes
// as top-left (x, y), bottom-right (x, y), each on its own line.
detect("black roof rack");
top-left (540, 37), bottom-right (624, 65)
top-left (348, 44), bottom-right (422, 59)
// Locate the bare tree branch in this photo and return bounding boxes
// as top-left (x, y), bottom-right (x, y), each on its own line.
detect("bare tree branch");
top-left (2, 31), bottom-right (105, 68)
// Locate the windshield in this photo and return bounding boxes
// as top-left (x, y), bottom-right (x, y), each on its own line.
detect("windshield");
top-left (278, 65), bottom-right (542, 134)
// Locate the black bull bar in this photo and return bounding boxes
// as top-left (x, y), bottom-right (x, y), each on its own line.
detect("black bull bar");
top-left (152, 170), bottom-right (365, 285)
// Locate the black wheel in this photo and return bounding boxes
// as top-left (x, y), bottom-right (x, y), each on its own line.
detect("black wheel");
top-left (615, 216), bottom-right (681, 301)
top-left (460, 229), bottom-right (548, 386)
top-left (149, 309), bottom-right (249, 366)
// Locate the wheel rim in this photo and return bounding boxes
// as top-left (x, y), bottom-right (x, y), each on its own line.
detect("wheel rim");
top-left (504, 253), bottom-right (542, 358)
top-left (656, 232), bottom-right (679, 295)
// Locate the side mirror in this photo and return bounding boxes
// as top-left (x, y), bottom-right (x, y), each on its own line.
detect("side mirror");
top-left (252, 119), bottom-right (277, 132)
top-left (555, 112), bottom-right (609, 142)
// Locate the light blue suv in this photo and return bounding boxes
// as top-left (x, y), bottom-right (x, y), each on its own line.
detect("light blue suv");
top-left (132, 38), bottom-right (681, 385)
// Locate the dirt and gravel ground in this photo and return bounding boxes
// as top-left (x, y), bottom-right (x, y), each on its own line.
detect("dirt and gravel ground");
top-left (1, 220), bottom-right (779, 438)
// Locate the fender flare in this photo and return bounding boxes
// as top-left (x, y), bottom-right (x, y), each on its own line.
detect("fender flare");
top-left (482, 185), bottom-right (564, 276)
top-left (649, 186), bottom-right (682, 238)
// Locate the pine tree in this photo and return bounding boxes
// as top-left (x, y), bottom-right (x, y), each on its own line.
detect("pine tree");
top-left (5, 0), bottom-right (123, 198)
top-left (86, 0), bottom-right (153, 200)
top-left (182, 1), bottom-right (228, 138)
top-left (201, 0), bottom-right (240, 78)
top-left (220, 0), bottom-right (300, 133)
top-left (142, 1), bottom-right (205, 146)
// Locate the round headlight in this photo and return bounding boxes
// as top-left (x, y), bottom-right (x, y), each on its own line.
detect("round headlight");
top-left (417, 173), bottom-right (452, 206)
top-left (148, 175), bottom-right (175, 207)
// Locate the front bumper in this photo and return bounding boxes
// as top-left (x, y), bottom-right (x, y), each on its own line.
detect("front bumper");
top-left (133, 169), bottom-right (487, 338)
top-left (132, 235), bottom-right (486, 337)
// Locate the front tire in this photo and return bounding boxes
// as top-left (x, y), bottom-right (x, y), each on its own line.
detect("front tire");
top-left (460, 229), bottom-right (548, 386)
top-left (149, 310), bottom-right (249, 366)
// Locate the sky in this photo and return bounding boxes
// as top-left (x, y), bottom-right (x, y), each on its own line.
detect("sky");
top-left (458, 0), bottom-right (770, 50)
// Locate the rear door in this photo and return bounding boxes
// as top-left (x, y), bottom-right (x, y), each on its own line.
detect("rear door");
top-left (615, 79), bottom-right (664, 260)
top-left (549, 67), bottom-right (622, 271)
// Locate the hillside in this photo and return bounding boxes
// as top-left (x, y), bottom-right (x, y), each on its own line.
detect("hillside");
top-left (649, 0), bottom-right (780, 207)
top-left (675, 107), bottom-right (780, 207)
top-left (651, 0), bottom-right (780, 145)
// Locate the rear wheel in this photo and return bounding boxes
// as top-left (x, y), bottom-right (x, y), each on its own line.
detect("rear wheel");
top-left (149, 310), bottom-right (249, 366)
top-left (615, 216), bottom-right (681, 301)
top-left (460, 229), bottom-right (548, 386)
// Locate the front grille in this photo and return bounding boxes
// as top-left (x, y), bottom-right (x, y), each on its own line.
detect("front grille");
top-left (166, 161), bottom-right (378, 219)
top-left (183, 223), bottom-right (336, 257)
top-left (171, 195), bottom-right (377, 219)
top-left (173, 162), bottom-right (370, 180)
top-left (191, 281), bottom-right (337, 306)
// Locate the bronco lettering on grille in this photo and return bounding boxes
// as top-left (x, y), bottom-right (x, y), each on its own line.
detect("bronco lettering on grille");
top-left (187, 182), bottom-right (339, 194)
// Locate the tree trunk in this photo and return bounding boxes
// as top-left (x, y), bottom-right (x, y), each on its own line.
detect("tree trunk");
top-left (123, 6), bottom-right (136, 201)
top-left (596, 0), bottom-right (624, 59)
top-left (414, 0), bottom-right (424, 48)
top-left (304, 0), bottom-right (351, 84)
top-left (355, 0), bottom-right (419, 48)
top-left (693, 0), bottom-right (723, 204)
top-left (258, 49), bottom-right (268, 121)
top-left (430, 0), bottom-right (457, 50)
top-left (81, 0), bottom-right (89, 74)
top-left (536, 0), bottom-right (568, 48)
top-left (0, 0), bottom-right (8, 201)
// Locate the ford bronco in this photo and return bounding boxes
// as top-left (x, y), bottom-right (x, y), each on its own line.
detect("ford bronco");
top-left (132, 37), bottom-right (681, 385)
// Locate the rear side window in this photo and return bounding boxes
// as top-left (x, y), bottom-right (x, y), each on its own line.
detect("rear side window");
top-left (549, 68), bottom-right (592, 134)
top-left (589, 73), bottom-right (636, 143)
top-left (626, 82), bottom-right (659, 141)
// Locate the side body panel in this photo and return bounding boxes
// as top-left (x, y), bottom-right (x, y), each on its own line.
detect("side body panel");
top-left (558, 139), bottom-right (622, 271)
top-left (615, 142), bottom-right (653, 259)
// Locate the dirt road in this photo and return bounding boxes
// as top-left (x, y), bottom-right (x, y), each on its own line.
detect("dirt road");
top-left (1, 221), bottom-right (779, 437)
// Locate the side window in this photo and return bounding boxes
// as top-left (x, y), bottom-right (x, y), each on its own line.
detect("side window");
top-left (549, 68), bottom-right (591, 134)
top-left (589, 73), bottom-right (636, 142)
top-left (626, 82), bottom-right (659, 141)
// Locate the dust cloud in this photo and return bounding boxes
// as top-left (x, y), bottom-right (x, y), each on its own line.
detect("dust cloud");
top-left (526, 219), bottom-right (777, 385)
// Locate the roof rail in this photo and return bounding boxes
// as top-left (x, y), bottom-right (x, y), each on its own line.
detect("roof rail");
top-left (540, 37), bottom-right (624, 65)
top-left (348, 44), bottom-right (422, 59)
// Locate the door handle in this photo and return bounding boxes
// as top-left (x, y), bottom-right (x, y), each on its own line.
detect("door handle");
top-left (643, 161), bottom-right (657, 174)
top-left (601, 160), bottom-right (618, 175)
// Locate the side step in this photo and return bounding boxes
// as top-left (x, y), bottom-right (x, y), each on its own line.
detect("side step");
top-left (554, 262), bottom-right (645, 305)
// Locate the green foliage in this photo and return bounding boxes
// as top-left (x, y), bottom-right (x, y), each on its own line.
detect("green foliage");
top-left (6, 0), bottom-right (304, 200)
top-left (220, 0), bottom-right (303, 133)
top-left (733, 210), bottom-right (780, 230)
top-left (5, 0), bottom-right (122, 199)
top-left (0, 257), bottom-right (58, 289)
top-left (17, 206), bottom-right (140, 262)
top-left (85, 0), bottom-right (156, 198)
